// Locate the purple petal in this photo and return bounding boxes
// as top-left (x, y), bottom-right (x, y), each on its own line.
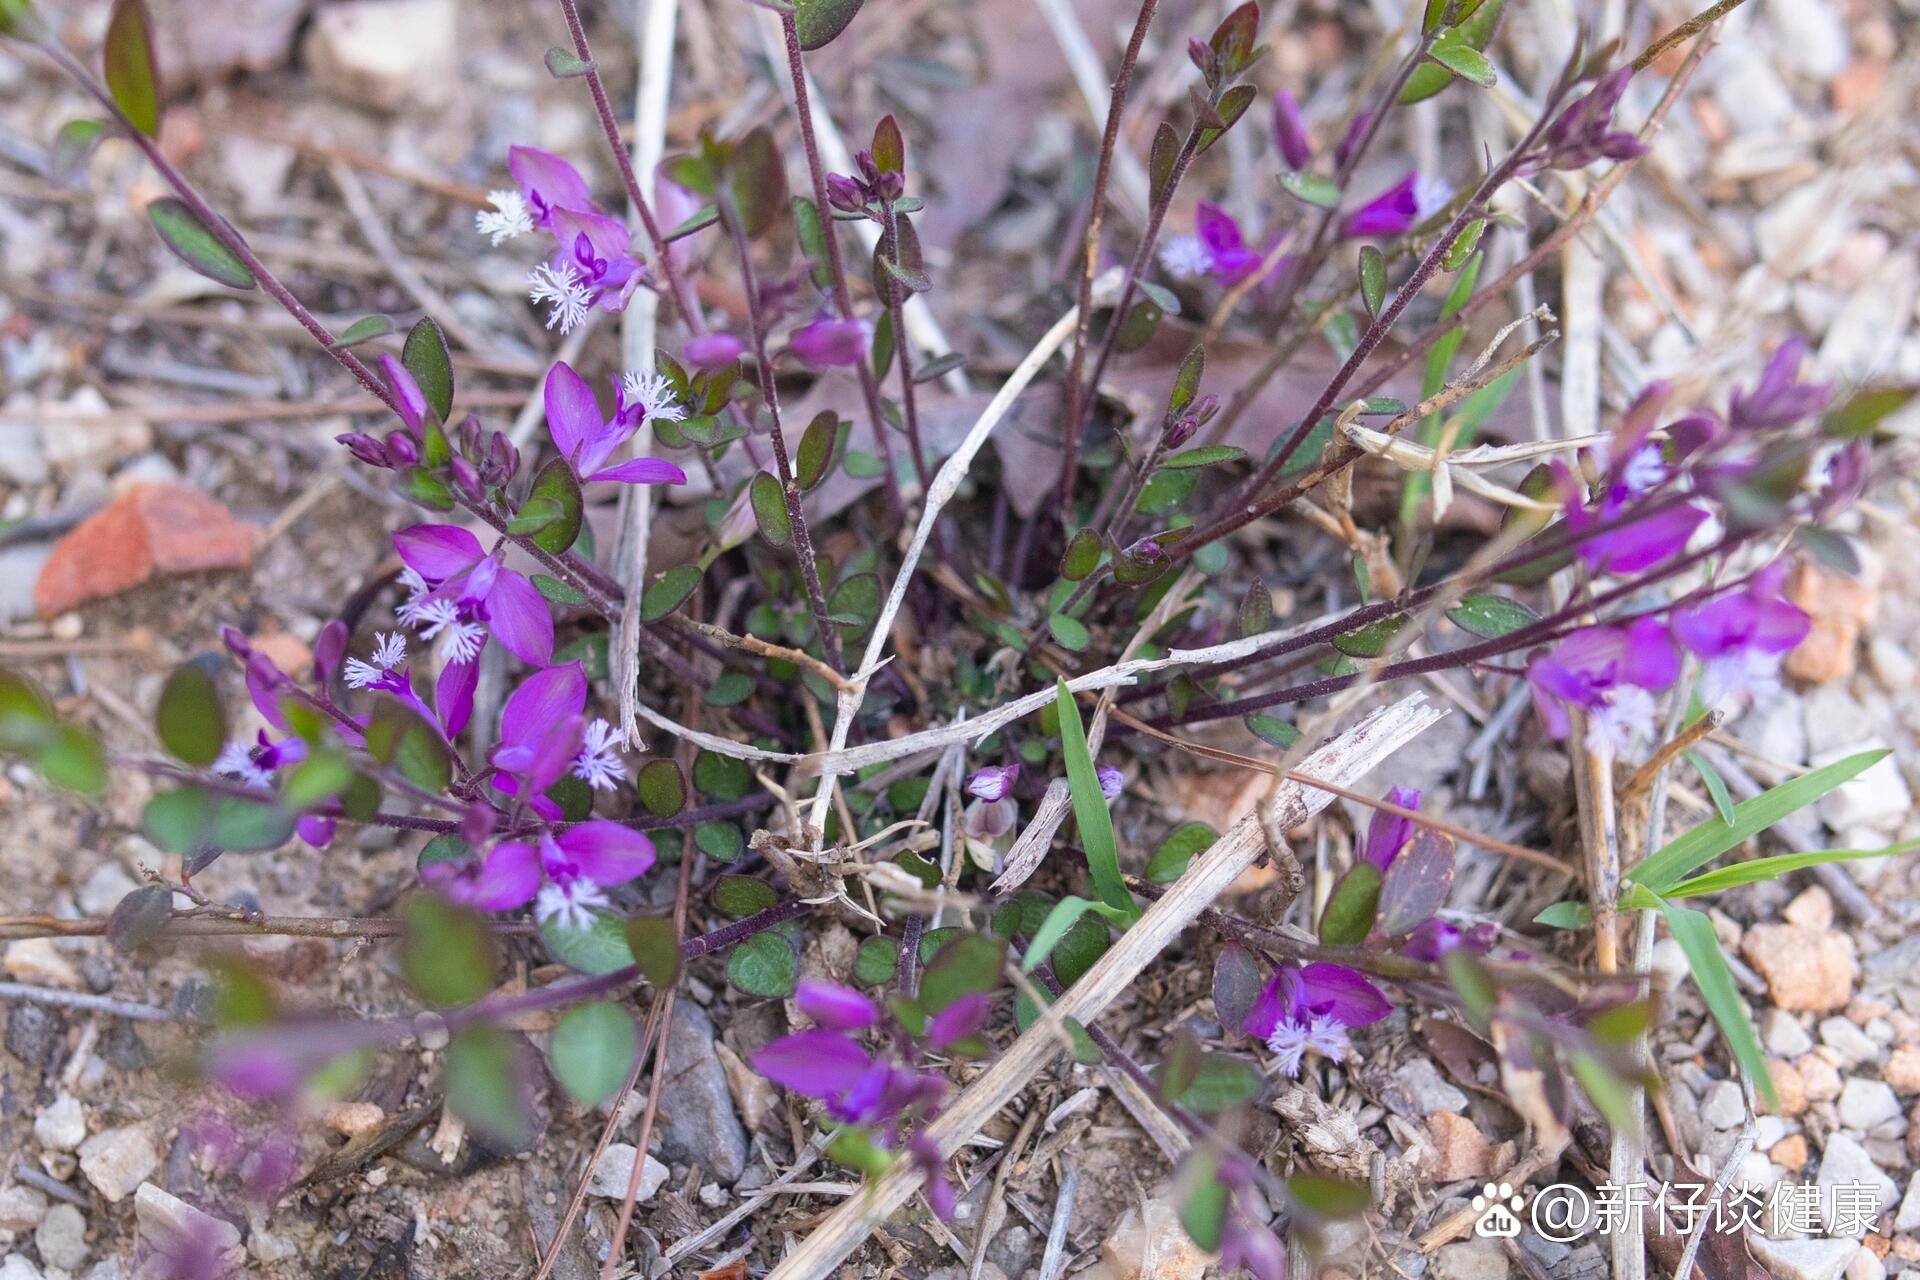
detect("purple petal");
top-left (1195, 200), bottom-right (1246, 256)
top-left (543, 360), bottom-right (604, 467)
top-left (485, 569), bottom-right (555, 666)
top-left (1272, 88), bottom-right (1312, 170)
top-left (525, 714), bottom-right (585, 794)
top-left (499, 662), bottom-right (587, 754)
top-left (925, 993), bottom-right (990, 1050)
top-left (1577, 502), bottom-right (1707, 575)
top-left (438, 841), bottom-right (542, 912)
top-left (394, 525), bottom-right (485, 582)
top-left (1295, 962), bottom-right (1390, 1026)
top-left (245, 653), bottom-right (291, 731)
top-left (790, 316), bottom-right (870, 367)
top-left (795, 980), bottom-right (880, 1030)
top-left (312, 620), bottom-right (348, 684)
top-left (436, 658), bottom-right (479, 738)
top-left (1243, 970), bottom-right (1288, 1039)
top-left (378, 354), bottom-right (428, 432)
top-left (588, 456), bottom-right (689, 485)
top-left (753, 1030), bottom-right (872, 1099)
top-left (965, 763), bottom-right (1019, 802)
top-left (1341, 172), bottom-right (1419, 239)
top-left (1096, 764), bottom-right (1124, 801)
top-left (684, 332), bottom-right (745, 369)
top-left (1362, 785), bottom-right (1421, 869)
top-left (509, 145), bottom-right (595, 225)
top-left (555, 821), bottom-right (656, 887)
top-left (297, 815), bottom-right (335, 848)
top-left (209, 1039), bottom-right (302, 1098)
top-left (1618, 616), bottom-right (1681, 690)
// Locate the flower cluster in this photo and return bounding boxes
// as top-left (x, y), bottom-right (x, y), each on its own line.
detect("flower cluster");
top-left (959, 759), bottom-right (1122, 869)
top-left (477, 146), bottom-right (647, 333)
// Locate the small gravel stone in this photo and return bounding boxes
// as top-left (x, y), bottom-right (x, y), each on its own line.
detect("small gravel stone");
top-left (1748, 1237), bottom-right (1861, 1280)
top-left (0, 1186), bottom-right (47, 1232)
top-left (1700, 1080), bottom-right (1747, 1129)
top-left (133, 1183), bottom-right (241, 1256)
top-left (586, 1144), bottom-right (667, 1202)
top-left (1816, 748), bottom-right (1912, 833)
top-left (75, 864), bottom-right (139, 917)
top-left (34, 1094), bottom-right (85, 1152)
top-left (4, 1004), bottom-right (63, 1071)
top-left (1650, 938), bottom-right (1691, 993)
top-left (1847, 1245), bottom-right (1887, 1280)
top-left (77, 1127), bottom-right (157, 1203)
top-left (2, 939), bottom-right (82, 990)
top-left (1801, 1054), bottom-right (1845, 1102)
top-left (1774, 1133), bottom-right (1811, 1172)
top-left (34, 1204), bottom-right (88, 1271)
top-left (1431, 1239), bottom-right (1508, 1280)
top-left (0, 1255), bottom-right (46, 1280)
top-left (1394, 1058), bottom-right (1469, 1115)
top-left (1765, 1008), bottom-right (1816, 1057)
top-left (1885, 1047), bottom-right (1920, 1093)
top-left (1817, 1133), bottom-right (1896, 1237)
top-left (1840, 1079), bottom-right (1903, 1130)
top-left (1786, 887), bottom-right (1836, 931)
top-left (1744, 925), bottom-right (1855, 1012)
top-left (653, 1004), bottom-right (748, 1183)
top-left (1894, 1172), bottom-right (1920, 1232)
top-left (1424, 1112), bottom-right (1491, 1182)
top-left (1823, 1017), bottom-right (1882, 1066)
top-left (1772, 1059), bottom-right (1812, 1115)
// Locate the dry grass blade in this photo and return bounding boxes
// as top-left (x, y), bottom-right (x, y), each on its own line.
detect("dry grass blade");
top-left (764, 693), bottom-right (1446, 1279)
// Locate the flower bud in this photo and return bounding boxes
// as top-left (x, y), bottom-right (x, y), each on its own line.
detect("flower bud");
top-left (457, 413), bottom-right (483, 458)
top-left (825, 173), bottom-right (866, 214)
top-left (1187, 36), bottom-right (1215, 80)
top-left (221, 625), bottom-right (253, 659)
top-left (311, 620), bottom-right (348, 683)
top-left (1272, 88), bottom-right (1312, 171)
top-left (874, 170), bottom-right (904, 202)
top-left (337, 432), bottom-right (389, 468)
top-left (684, 332), bottom-right (747, 370)
top-left (450, 456), bottom-right (483, 502)
top-left (965, 763), bottom-right (1020, 802)
top-left (378, 353), bottom-right (428, 434)
top-left (1163, 412), bottom-right (1199, 450)
top-left (384, 430), bottom-right (419, 466)
top-left (790, 315), bottom-right (870, 368)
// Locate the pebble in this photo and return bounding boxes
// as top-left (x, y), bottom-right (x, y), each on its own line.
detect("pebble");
top-left (1431, 1239), bottom-right (1507, 1280)
top-left (5, 1004), bottom-right (63, 1072)
top-left (34, 1094), bottom-right (85, 1152)
top-left (1847, 1246), bottom-right (1887, 1280)
top-left (305, 0), bottom-right (457, 111)
top-left (1775, 1133), bottom-right (1812, 1172)
top-left (1770, 1059), bottom-right (1811, 1115)
top-left (1823, 1018), bottom-right (1882, 1067)
top-left (0, 417), bottom-right (47, 486)
top-left (132, 1183), bottom-right (241, 1256)
top-left (1650, 938), bottom-right (1691, 993)
top-left (0, 1257), bottom-right (44, 1280)
top-left (1424, 1112), bottom-right (1491, 1182)
top-left (1743, 925), bottom-right (1855, 1012)
top-left (77, 1127), bottom-right (158, 1203)
top-left (1767, 0), bottom-right (1851, 78)
top-left (34, 1204), bottom-right (87, 1271)
top-left (1393, 1058), bottom-right (1469, 1116)
top-left (585, 1144), bottom-right (667, 1202)
top-left (1700, 1080), bottom-right (1747, 1130)
top-left (1766, 1009), bottom-right (1817, 1057)
top-left (33, 484), bottom-right (257, 619)
top-left (37, 388), bottom-right (151, 476)
top-left (321, 1101), bottom-right (385, 1138)
top-left (1743, 691), bottom-right (1810, 765)
top-left (654, 1004), bottom-right (749, 1183)
top-left (1886, 1049), bottom-right (1920, 1094)
top-left (1818, 1133), bottom-right (1897, 1236)
top-left (0, 1186), bottom-right (46, 1233)
top-left (1840, 1079), bottom-right (1903, 1130)
top-left (1801, 1054), bottom-right (1845, 1102)
top-left (1895, 1173), bottom-right (1920, 1232)
top-left (0, 545), bottom-right (52, 627)
top-left (1748, 1237), bottom-right (1862, 1280)
top-left (1789, 562), bottom-right (1877, 686)
top-left (1815, 748), bottom-right (1912, 835)
top-left (76, 864), bottom-right (140, 918)
top-left (1868, 638), bottom-right (1916, 690)
top-left (3, 939), bottom-right (83, 990)
top-left (1088, 1197), bottom-right (1211, 1280)
top-left (1787, 887), bottom-right (1836, 932)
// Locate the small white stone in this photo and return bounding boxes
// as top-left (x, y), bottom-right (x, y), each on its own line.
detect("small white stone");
top-left (1816, 748), bottom-right (1912, 834)
top-left (2, 938), bottom-right (82, 989)
top-left (1393, 1058), bottom-right (1470, 1115)
top-left (1754, 1115), bottom-right (1790, 1150)
top-left (304, 0), bottom-right (457, 112)
top-left (0, 1186), bottom-right (47, 1233)
top-left (1820, 1017), bottom-right (1881, 1067)
top-left (1700, 1080), bottom-right (1747, 1130)
top-left (1846, 1244), bottom-right (1887, 1280)
top-left (34, 1204), bottom-right (87, 1271)
top-left (1867, 638), bottom-right (1916, 690)
top-left (78, 1127), bottom-right (158, 1203)
top-left (1816, 1133), bottom-right (1896, 1237)
top-left (34, 1095), bottom-right (86, 1152)
top-left (1893, 1172), bottom-right (1920, 1232)
top-left (1748, 1237), bottom-right (1861, 1280)
top-left (1763, 1008), bottom-right (1816, 1057)
top-left (133, 1183), bottom-right (241, 1256)
top-left (1838, 1079), bottom-right (1902, 1130)
top-left (0, 1255), bottom-right (46, 1280)
top-left (586, 1144), bottom-right (667, 1202)
top-left (1651, 938), bottom-right (1691, 992)
top-left (76, 864), bottom-right (140, 917)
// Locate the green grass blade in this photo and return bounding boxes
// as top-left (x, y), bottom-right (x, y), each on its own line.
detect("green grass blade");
top-left (1054, 680), bottom-right (1139, 924)
top-left (1663, 839), bottom-right (1920, 898)
top-left (1661, 901), bottom-right (1777, 1109)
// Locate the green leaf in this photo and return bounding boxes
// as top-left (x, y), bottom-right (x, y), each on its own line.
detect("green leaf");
top-left (363, 697), bottom-right (453, 795)
top-left (0, 668), bottom-right (55, 754)
top-left (103, 0), bottom-right (160, 137)
top-left (142, 787), bottom-right (293, 856)
top-left (920, 933), bottom-right (1006, 1013)
top-left (1358, 245), bottom-right (1387, 317)
top-left (402, 893), bottom-right (495, 1006)
top-left (854, 935), bottom-right (899, 985)
top-left (526, 457), bottom-right (583, 555)
top-left (50, 118), bottom-right (106, 179)
top-left (1331, 613), bottom-right (1408, 658)
top-left (1054, 680), bottom-right (1139, 924)
top-left (1278, 170), bottom-right (1341, 208)
top-left (1533, 901), bottom-right (1590, 929)
top-left (1628, 749), bottom-right (1888, 894)
top-left (281, 751), bottom-right (351, 812)
top-left (1662, 901), bottom-right (1776, 1109)
top-left (1245, 714), bottom-right (1300, 749)
top-left (1686, 748), bottom-right (1737, 826)
top-left (1168, 346), bottom-right (1206, 416)
top-left (445, 1025), bottom-right (533, 1148)
top-left (714, 874), bottom-right (778, 918)
top-left (401, 317), bottom-right (454, 422)
top-left (532, 574), bottom-right (588, 606)
top-left (1826, 385), bottom-right (1915, 439)
top-left (727, 930), bottom-right (796, 997)
top-left (550, 1001), bottom-right (638, 1106)
top-left (624, 915), bottom-right (681, 988)
top-left (147, 198), bottom-right (256, 290)
top-left (750, 471), bottom-right (792, 547)
top-left (640, 565), bottom-right (702, 621)
top-left (543, 45), bottom-right (594, 77)
top-left (1047, 614), bottom-right (1090, 651)
top-left (336, 314), bottom-right (392, 347)
top-left (634, 759), bottom-right (686, 818)
top-left (694, 820), bottom-right (743, 862)
top-left (1060, 528), bottom-right (1102, 581)
top-left (155, 664), bottom-right (224, 766)
top-left (706, 671), bottom-right (753, 707)
top-left (1663, 840), bottom-right (1920, 899)
top-left (1021, 895), bottom-right (1118, 975)
top-left (540, 908), bottom-right (633, 975)
top-left (36, 724), bottom-right (108, 796)
top-left (1175, 1055), bottom-right (1265, 1113)
top-left (1176, 1151), bottom-right (1229, 1251)
top-left (1445, 592), bottom-right (1539, 639)
top-left (1443, 218), bottom-right (1488, 271)
top-left (693, 749), bottom-right (751, 801)
top-left (1288, 1173), bottom-right (1372, 1218)
top-left (506, 496), bottom-right (563, 537)
top-left (796, 411), bottom-right (840, 490)
top-left (1570, 1050), bottom-right (1639, 1139)
top-left (1401, 0), bottom-right (1505, 102)
top-left (793, 0), bottom-right (865, 49)
top-left (1159, 445), bottom-right (1246, 470)
top-left (726, 127), bottom-right (787, 240)
top-left (1430, 43), bottom-right (1496, 86)
top-left (1318, 861), bottom-right (1382, 945)
top-left (1444, 949), bottom-right (1497, 1026)
top-left (1146, 822), bottom-right (1216, 884)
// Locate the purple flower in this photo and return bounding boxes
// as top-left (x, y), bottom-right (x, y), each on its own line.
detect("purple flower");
top-left (1561, 463), bottom-right (1707, 576)
top-left (1670, 564), bottom-right (1810, 705)
top-left (212, 730), bottom-right (307, 790)
top-left (1096, 763), bottom-right (1125, 801)
top-left (966, 763), bottom-right (1020, 802)
top-left (1272, 88), bottom-right (1312, 170)
top-left (925, 993), bottom-right (990, 1051)
top-left (529, 208), bottom-right (645, 332)
top-left (543, 360), bottom-right (689, 486)
top-left (1728, 338), bottom-right (1832, 430)
top-left (379, 354), bottom-right (430, 433)
top-left (684, 332), bottom-right (746, 369)
top-left (508, 145), bottom-right (596, 230)
top-left (425, 820), bottom-right (655, 929)
top-left (796, 980), bottom-right (881, 1031)
top-left (1815, 439), bottom-right (1870, 520)
top-left (790, 315), bottom-right (871, 367)
top-left (1361, 785), bottom-right (1421, 869)
top-left (1159, 202), bottom-right (1275, 285)
top-left (754, 1029), bottom-right (875, 1103)
top-left (393, 524), bottom-right (554, 668)
top-left (482, 662), bottom-right (594, 819)
top-left (1538, 67), bottom-right (1649, 171)
top-left (1340, 171), bottom-right (1449, 239)
top-left (1526, 617), bottom-right (1680, 752)
top-left (1244, 962), bottom-right (1390, 1077)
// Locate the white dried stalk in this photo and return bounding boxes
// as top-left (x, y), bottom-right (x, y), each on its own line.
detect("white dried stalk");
top-left (764, 694), bottom-right (1446, 1280)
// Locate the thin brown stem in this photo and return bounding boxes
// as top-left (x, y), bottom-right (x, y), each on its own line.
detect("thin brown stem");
top-left (880, 199), bottom-right (931, 489)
